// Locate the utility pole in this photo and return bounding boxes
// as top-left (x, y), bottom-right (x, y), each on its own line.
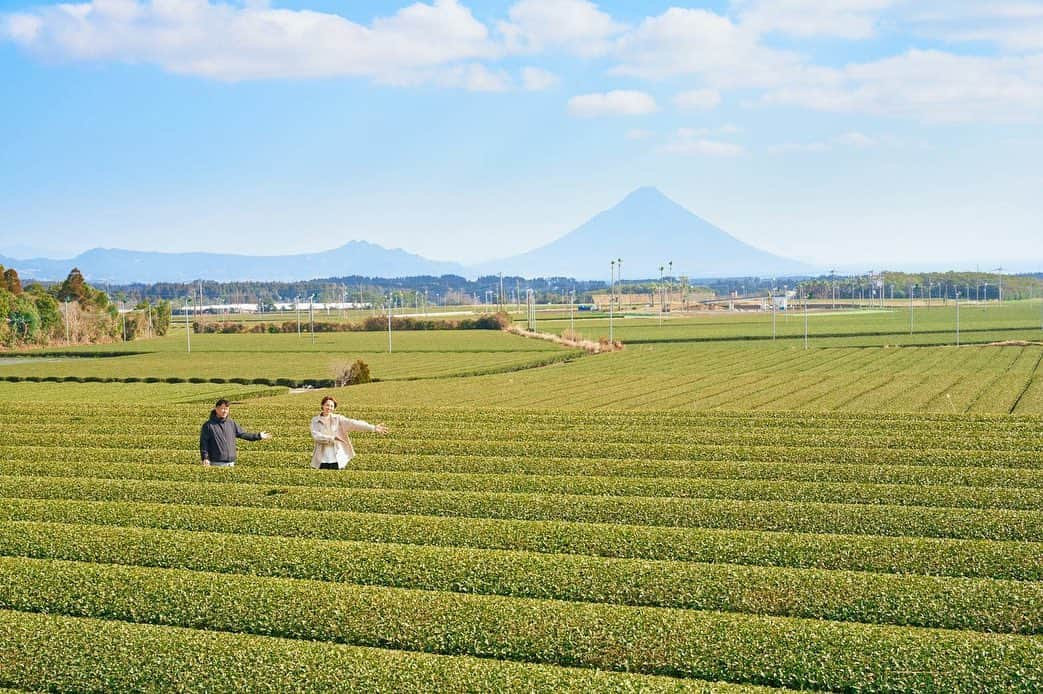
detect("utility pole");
top-left (769, 287), bottom-right (776, 341)
top-left (617, 258), bottom-right (623, 312)
top-left (658, 264), bottom-right (665, 327)
top-left (570, 288), bottom-right (575, 336)
top-left (668, 261), bottom-right (673, 316)
top-left (803, 288), bottom-right (809, 350)
top-left (609, 259), bottom-right (616, 343)
top-left (185, 298), bottom-right (192, 353)
top-left (909, 285), bottom-right (914, 335)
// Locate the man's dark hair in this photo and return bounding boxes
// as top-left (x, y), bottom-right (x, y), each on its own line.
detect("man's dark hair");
top-left (215, 399), bottom-right (230, 407)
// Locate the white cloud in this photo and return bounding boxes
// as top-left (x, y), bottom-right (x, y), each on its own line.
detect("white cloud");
top-left (520, 66), bottom-right (557, 90)
top-left (660, 126), bottom-right (744, 157)
top-left (676, 124), bottom-right (740, 138)
top-left (499, 0), bottom-right (623, 57)
top-left (625, 128), bottom-right (653, 140)
top-left (769, 131), bottom-right (881, 154)
top-left (567, 90), bottom-right (657, 117)
top-left (673, 88), bottom-right (721, 111)
top-left (612, 8), bottom-right (807, 88)
top-left (660, 139), bottom-right (744, 157)
top-left (734, 0), bottom-right (894, 39)
top-left (1, 0), bottom-right (501, 85)
top-left (767, 141), bottom-right (830, 154)
top-left (902, 1), bottom-right (1043, 52)
top-left (835, 131), bottom-right (875, 148)
top-left (763, 50), bottom-right (1043, 122)
top-left (433, 63), bottom-right (511, 91)
top-left (2, 13), bottom-right (43, 42)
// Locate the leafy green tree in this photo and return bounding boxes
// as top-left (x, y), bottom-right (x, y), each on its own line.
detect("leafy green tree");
top-left (30, 291), bottom-right (61, 338)
top-left (0, 288), bottom-right (12, 344)
top-left (6, 295), bottom-right (41, 344)
top-left (153, 300), bottom-right (171, 336)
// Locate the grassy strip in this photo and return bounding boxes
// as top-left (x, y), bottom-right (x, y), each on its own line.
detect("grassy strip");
top-left (1, 499), bottom-right (1039, 580)
top-left (0, 610), bottom-right (757, 693)
top-left (13, 418), bottom-right (1043, 451)
top-left (2, 520), bottom-right (1038, 634)
top-left (5, 432), bottom-right (1040, 468)
top-left (5, 448), bottom-right (1043, 489)
top-left (9, 400), bottom-right (1040, 422)
top-left (2, 475), bottom-right (1040, 541)
top-left (1, 461), bottom-right (1037, 510)
top-left (1, 557), bottom-right (1040, 692)
top-left (8, 407), bottom-right (1043, 443)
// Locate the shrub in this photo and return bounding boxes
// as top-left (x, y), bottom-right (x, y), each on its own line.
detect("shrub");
top-left (335, 359), bottom-right (371, 387)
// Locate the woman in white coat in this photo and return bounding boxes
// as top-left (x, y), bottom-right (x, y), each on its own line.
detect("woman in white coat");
top-left (310, 395), bottom-right (388, 469)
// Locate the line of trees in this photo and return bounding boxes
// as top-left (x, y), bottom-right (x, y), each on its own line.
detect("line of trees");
top-left (1, 266), bottom-right (172, 348)
top-left (796, 271), bottom-right (1043, 301)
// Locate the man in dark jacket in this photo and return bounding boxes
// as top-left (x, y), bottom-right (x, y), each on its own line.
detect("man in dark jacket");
top-left (199, 399), bottom-right (272, 467)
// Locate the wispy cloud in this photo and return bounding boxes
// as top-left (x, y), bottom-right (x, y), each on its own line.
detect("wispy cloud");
top-left (567, 90), bottom-right (657, 117)
top-left (733, 0), bottom-right (895, 39)
top-left (902, 1), bottom-right (1043, 52)
top-left (768, 130), bottom-right (879, 154)
top-left (673, 88), bottom-right (721, 111)
top-left (762, 50), bottom-right (1043, 122)
top-left (4, 0), bottom-right (1043, 122)
top-left (498, 0), bottom-right (623, 57)
top-left (612, 8), bottom-right (806, 88)
top-left (520, 66), bottom-right (557, 90)
top-left (1, 0), bottom-right (499, 85)
top-left (660, 139), bottom-right (744, 157)
top-left (660, 127), bottom-right (744, 157)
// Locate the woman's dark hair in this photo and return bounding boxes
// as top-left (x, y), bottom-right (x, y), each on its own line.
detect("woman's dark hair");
top-left (215, 399), bottom-right (230, 407)
top-left (320, 396), bottom-right (338, 408)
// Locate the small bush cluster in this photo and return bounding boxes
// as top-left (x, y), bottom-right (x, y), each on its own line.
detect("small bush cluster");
top-left (335, 359), bottom-right (371, 387)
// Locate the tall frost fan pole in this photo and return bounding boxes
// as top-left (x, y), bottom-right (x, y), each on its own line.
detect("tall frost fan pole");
top-left (956, 291), bottom-right (960, 347)
top-left (387, 293), bottom-right (392, 353)
top-left (769, 288), bottom-right (776, 341)
top-left (186, 297), bottom-right (191, 354)
top-left (909, 285), bottom-right (914, 335)
top-left (803, 288), bottom-right (809, 351)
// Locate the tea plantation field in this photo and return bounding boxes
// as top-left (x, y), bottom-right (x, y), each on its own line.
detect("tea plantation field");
top-left (1, 398), bottom-right (1042, 691)
top-left (1, 310), bottom-right (1042, 691)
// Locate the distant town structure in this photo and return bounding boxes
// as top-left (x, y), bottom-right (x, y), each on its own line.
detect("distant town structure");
top-left (591, 289), bottom-right (715, 311)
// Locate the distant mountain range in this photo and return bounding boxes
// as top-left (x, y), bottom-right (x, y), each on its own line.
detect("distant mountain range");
top-left (2, 188), bottom-right (814, 283)
top-left (1, 241), bottom-right (466, 284)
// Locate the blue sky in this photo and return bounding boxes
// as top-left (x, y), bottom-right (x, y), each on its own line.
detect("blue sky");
top-left (2, 0), bottom-right (1042, 273)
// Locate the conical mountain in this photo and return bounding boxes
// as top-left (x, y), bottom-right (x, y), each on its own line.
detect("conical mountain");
top-left (475, 187), bottom-right (814, 279)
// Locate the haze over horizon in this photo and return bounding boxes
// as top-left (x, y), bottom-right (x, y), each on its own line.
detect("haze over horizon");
top-left (2, 1), bottom-right (1042, 272)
